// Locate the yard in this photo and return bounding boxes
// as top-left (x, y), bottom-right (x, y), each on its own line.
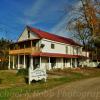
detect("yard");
top-left (0, 68), bottom-right (100, 99)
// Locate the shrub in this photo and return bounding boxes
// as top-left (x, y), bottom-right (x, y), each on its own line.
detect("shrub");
top-left (17, 68), bottom-right (28, 76)
top-left (97, 63), bottom-right (100, 68)
top-left (0, 61), bottom-right (9, 70)
top-left (0, 79), bottom-right (2, 84)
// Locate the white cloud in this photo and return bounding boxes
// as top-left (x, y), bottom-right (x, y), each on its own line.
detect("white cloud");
top-left (18, 17), bottom-right (37, 25)
top-left (50, 1), bottom-right (81, 38)
top-left (19, 0), bottom-right (47, 25)
top-left (24, 0), bottom-right (47, 17)
top-left (50, 14), bottom-right (70, 37)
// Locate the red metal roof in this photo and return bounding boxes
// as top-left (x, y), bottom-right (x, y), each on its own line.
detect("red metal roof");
top-left (27, 26), bottom-right (81, 46)
top-left (31, 52), bottom-right (83, 58)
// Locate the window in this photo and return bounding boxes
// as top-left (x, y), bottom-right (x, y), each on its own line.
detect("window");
top-left (73, 47), bottom-right (75, 55)
top-left (25, 41), bottom-right (30, 48)
top-left (66, 46), bottom-right (68, 54)
top-left (78, 48), bottom-right (81, 55)
top-left (73, 47), bottom-right (77, 55)
top-left (51, 43), bottom-right (55, 49)
top-left (77, 47), bottom-right (79, 55)
top-left (32, 42), bottom-right (36, 47)
top-left (28, 30), bottom-right (30, 38)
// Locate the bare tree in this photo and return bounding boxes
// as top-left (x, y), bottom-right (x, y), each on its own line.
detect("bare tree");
top-left (67, 0), bottom-right (100, 62)
top-left (67, 0), bottom-right (100, 45)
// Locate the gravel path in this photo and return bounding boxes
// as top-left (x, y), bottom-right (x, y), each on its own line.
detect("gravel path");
top-left (13, 77), bottom-right (100, 100)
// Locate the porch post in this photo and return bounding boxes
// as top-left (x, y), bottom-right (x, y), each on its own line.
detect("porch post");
top-left (40, 56), bottom-right (41, 68)
top-left (12, 55), bottom-right (15, 69)
top-left (23, 55), bottom-right (26, 69)
top-left (18, 55), bottom-right (20, 69)
top-left (30, 56), bottom-right (33, 70)
top-left (8, 55), bottom-right (10, 69)
top-left (48, 57), bottom-right (51, 70)
top-left (61, 58), bottom-right (63, 69)
top-left (75, 58), bottom-right (77, 68)
top-left (71, 58), bottom-right (73, 68)
top-left (82, 58), bottom-right (84, 67)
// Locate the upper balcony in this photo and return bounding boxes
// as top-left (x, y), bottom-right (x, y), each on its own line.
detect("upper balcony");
top-left (9, 47), bottom-right (40, 55)
top-left (9, 39), bottom-right (40, 55)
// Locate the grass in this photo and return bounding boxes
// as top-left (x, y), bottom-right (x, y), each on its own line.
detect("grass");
top-left (0, 68), bottom-right (100, 99)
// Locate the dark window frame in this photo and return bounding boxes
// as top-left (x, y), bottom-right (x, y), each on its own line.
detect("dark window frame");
top-left (28, 30), bottom-right (30, 39)
top-left (66, 46), bottom-right (68, 54)
top-left (51, 43), bottom-right (55, 49)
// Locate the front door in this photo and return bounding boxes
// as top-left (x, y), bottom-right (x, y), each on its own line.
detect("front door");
top-left (50, 57), bottom-right (56, 69)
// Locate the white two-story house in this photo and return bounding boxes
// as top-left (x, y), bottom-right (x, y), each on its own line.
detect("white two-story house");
top-left (8, 26), bottom-right (86, 70)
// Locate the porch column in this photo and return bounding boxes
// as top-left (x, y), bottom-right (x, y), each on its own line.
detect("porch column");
top-left (75, 58), bottom-right (77, 68)
top-left (48, 57), bottom-right (51, 70)
top-left (12, 55), bottom-right (15, 69)
top-left (82, 59), bottom-right (84, 67)
top-left (40, 56), bottom-right (41, 68)
top-left (30, 56), bottom-right (33, 70)
top-left (18, 55), bottom-right (20, 69)
top-left (23, 55), bottom-right (26, 69)
top-left (71, 58), bottom-right (73, 68)
top-left (8, 55), bottom-right (10, 69)
top-left (61, 58), bottom-right (64, 69)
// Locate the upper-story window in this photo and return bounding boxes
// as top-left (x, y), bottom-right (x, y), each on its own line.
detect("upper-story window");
top-left (66, 46), bottom-right (68, 54)
top-left (32, 42), bottom-right (36, 47)
top-left (73, 47), bottom-right (76, 55)
top-left (73, 47), bottom-right (74, 55)
top-left (78, 47), bottom-right (81, 55)
top-left (77, 47), bottom-right (79, 55)
top-left (51, 43), bottom-right (55, 49)
top-left (28, 30), bottom-right (30, 39)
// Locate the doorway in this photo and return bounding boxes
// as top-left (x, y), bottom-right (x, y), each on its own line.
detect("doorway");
top-left (50, 57), bottom-right (56, 69)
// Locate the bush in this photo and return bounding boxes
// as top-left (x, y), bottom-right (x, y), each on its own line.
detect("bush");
top-left (0, 61), bottom-right (9, 70)
top-left (97, 63), bottom-right (100, 68)
top-left (0, 79), bottom-right (2, 84)
top-left (17, 68), bottom-right (28, 76)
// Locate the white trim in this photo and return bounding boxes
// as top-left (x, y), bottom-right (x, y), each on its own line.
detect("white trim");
top-left (18, 55), bottom-right (20, 69)
top-left (8, 55), bottom-right (10, 69)
top-left (40, 57), bottom-right (41, 68)
top-left (30, 56), bottom-right (33, 70)
top-left (48, 57), bottom-right (51, 70)
top-left (13, 55), bottom-right (15, 69)
top-left (75, 58), bottom-right (77, 68)
top-left (71, 58), bottom-right (73, 68)
top-left (62, 58), bottom-right (64, 69)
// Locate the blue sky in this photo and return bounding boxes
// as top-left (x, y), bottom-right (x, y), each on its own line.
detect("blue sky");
top-left (0, 0), bottom-right (77, 41)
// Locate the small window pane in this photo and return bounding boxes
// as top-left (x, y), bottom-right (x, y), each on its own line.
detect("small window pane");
top-left (51, 44), bottom-right (55, 49)
top-left (28, 31), bottom-right (30, 38)
top-left (66, 46), bottom-right (68, 54)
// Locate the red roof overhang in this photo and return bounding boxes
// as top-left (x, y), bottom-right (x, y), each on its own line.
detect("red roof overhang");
top-left (27, 26), bottom-right (81, 46)
top-left (31, 52), bottom-right (83, 58)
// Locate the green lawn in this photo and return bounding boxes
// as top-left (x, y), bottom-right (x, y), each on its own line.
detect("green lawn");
top-left (0, 68), bottom-right (100, 99)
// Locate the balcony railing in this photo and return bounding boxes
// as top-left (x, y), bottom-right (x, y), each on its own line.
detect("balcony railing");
top-left (9, 47), bottom-right (40, 55)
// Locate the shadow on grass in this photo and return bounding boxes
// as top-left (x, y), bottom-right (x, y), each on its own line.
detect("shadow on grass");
top-left (0, 78), bottom-right (2, 84)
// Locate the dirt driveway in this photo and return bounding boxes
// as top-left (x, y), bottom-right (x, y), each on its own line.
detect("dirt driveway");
top-left (15, 77), bottom-right (100, 100)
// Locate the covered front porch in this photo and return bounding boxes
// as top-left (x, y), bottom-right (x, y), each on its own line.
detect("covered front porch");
top-left (8, 54), bottom-right (80, 70)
